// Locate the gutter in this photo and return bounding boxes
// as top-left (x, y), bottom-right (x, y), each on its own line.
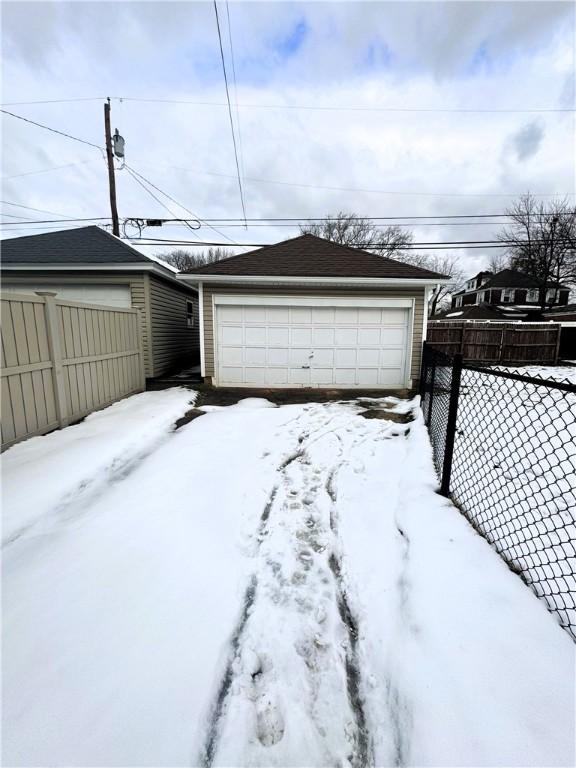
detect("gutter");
top-left (177, 274), bottom-right (450, 288)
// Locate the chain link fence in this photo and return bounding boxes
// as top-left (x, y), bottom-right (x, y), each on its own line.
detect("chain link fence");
top-left (420, 343), bottom-right (576, 640)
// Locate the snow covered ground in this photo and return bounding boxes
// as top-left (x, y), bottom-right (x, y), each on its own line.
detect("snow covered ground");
top-left (2, 391), bottom-right (574, 767)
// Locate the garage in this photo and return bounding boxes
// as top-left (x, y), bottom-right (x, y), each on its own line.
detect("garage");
top-left (180, 233), bottom-right (448, 390)
top-left (215, 297), bottom-right (412, 388)
top-left (1, 282), bottom-right (131, 308)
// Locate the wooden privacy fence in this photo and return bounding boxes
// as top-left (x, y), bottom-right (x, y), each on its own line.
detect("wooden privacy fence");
top-left (1, 291), bottom-right (145, 450)
top-left (427, 321), bottom-right (561, 364)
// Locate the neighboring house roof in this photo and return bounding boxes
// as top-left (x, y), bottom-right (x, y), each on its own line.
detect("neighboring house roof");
top-left (1, 226), bottom-right (151, 264)
top-left (452, 268), bottom-right (566, 296)
top-left (433, 303), bottom-right (530, 321)
top-left (0, 226), bottom-right (195, 291)
top-left (183, 234), bottom-right (448, 280)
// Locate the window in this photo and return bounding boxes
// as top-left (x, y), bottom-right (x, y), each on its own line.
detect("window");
top-left (455, 295), bottom-right (463, 308)
top-left (186, 300), bottom-right (195, 328)
top-left (501, 288), bottom-right (515, 303)
top-left (526, 289), bottom-right (539, 303)
top-left (477, 290), bottom-right (487, 304)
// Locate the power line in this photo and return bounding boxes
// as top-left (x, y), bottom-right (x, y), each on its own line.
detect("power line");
top-left (1, 199), bottom-right (83, 218)
top-left (106, 97), bottom-right (576, 114)
top-left (225, 1), bottom-right (245, 188)
top-left (2, 160), bottom-right (98, 180)
top-left (2, 96), bottom-right (574, 113)
top-left (1, 217), bottom-right (111, 225)
top-left (1, 98), bottom-right (106, 106)
top-left (137, 163), bottom-right (574, 198)
top-left (124, 167), bottom-right (201, 239)
top-left (125, 165), bottom-right (238, 244)
top-left (213, 0), bottom-right (248, 226)
top-left (0, 109), bottom-right (103, 150)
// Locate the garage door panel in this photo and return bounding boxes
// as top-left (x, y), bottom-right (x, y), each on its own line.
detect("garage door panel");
top-left (335, 348), bottom-right (357, 366)
top-left (335, 308), bottom-right (358, 324)
top-left (245, 347), bottom-right (266, 364)
top-left (245, 327), bottom-right (267, 345)
top-left (292, 328), bottom-right (312, 346)
top-left (221, 347), bottom-right (243, 365)
top-left (335, 328), bottom-right (358, 345)
top-left (311, 368), bottom-right (334, 384)
top-left (220, 366), bottom-right (244, 383)
top-left (313, 349), bottom-right (334, 366)
top-left (221, 326), bottom-right (243, 345)
top-left (380, 327), bottom-right (406, 345)
top-left (268, 328), bottom-right (290, 346)
top-left (289, 348), bottom-right (312, 366)
top-left (267, 307), bottom-right (290, 323)
top-left (312, 308), bottom-right (335, 324)
top-left (358, 349), bottom-right (380, 366)
top-left (215, 302), bottom-right (410, 388)
top-left (268, 348), bottom-right (289, 365)
top-left (245, 307), bottom-right (267, 322)
top-left (381, 349), bottom-right (404, 367)
top-left (358, 328), bottom-right (380, 345)
top-left (313, 328), bottom-right (335, 345)
top-left (358, 368), bottom-right (379, 386)
top-left (244, 367), bottom-right (267, 384)
top-left (291, 307), bottom-right (312, 323)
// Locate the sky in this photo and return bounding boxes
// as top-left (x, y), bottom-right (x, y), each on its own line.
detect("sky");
top-left (1, 0), bottom-right (575, 275)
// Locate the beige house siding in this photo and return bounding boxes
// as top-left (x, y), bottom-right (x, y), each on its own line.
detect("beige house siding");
top-left (148, 275), bottom-right (199, 377)
top-left (202, 283), bottom-right (425, 385)
top-left (0, 272), bottom-right (199, 379)
top-left (1, 292), bottom-right (144, 450)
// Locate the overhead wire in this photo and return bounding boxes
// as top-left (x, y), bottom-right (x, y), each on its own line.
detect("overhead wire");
top-left (0, 109), bottom-right (103, 150)
top-left (213, 0), bottom-right (248, 226)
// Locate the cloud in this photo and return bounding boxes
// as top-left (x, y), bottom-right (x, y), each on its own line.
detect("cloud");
top-left (510, 121), bottom-right (545, 161)
top-left (1, 1), bottom-right (574, 279)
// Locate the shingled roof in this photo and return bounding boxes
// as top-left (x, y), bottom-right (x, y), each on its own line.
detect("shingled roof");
top-left (185, 234), bottom-right (447, 280)
top-left (1, 226), bottom-right (151, 264)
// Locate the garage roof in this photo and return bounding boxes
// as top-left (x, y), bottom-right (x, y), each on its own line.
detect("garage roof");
top-left (184, 234), bottom-right (448, 279)
top-left (1, 226), bottom-right (150, 264)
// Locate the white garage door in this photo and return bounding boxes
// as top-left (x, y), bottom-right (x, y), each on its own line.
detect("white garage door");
top-left (214, 297), bottom-right (412, 388)
top-left (2, 283), bottom-right (131, 308)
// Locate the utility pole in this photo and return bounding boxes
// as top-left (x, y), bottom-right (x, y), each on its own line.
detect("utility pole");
top-left (104, 97), bottom-right (120, 236)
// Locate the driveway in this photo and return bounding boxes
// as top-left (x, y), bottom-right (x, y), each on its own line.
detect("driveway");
top-left (2, 389), bottom-right (574, 767)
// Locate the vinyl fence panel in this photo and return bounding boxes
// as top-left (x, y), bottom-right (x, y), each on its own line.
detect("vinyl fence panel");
top-left (1, 292), bottom-right (145, 450)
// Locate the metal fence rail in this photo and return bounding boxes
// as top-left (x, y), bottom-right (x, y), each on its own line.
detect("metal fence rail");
top-left (420, 342), bottom-right (576, 640)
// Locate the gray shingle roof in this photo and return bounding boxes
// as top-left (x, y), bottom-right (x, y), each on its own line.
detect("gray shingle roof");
top-left (1, 226), bottom-right (151, 265)
top-left (185, 234), bottom-right (448, 280)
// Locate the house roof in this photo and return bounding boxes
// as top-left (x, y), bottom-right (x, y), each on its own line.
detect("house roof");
top-left (1, 226), bottom-right (151, 265)
top-left (183, 234), bottom-right (448, 280)
top-left (453, 268), bottom-right (566, 295)
top-left (432, 303), bottom-right (530, 321)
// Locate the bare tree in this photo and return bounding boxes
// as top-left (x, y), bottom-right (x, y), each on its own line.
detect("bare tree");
top-left (486, 252), bottom-right (509, 274)
top-left (499, 194), bottom-right (576, 309)
top-left (300, 211), bottom-right (413, 256)
top-left (157, 247), bottom-right (234, 272)
top-left (400, 253), bottom-right (464, 315)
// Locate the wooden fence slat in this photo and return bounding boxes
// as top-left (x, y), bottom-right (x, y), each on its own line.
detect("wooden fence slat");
top-left (10, 302), bottom-right (30, 366)
top-left (33, 302), bottom-right (50, 361)
top-left (1, 377), bottom-right (16, 443)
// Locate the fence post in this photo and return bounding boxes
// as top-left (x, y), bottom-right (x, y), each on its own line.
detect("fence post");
top-left (426, 354), bottom-right (436, 427)
top-left (36, 292), bottom-right (69, 428)
top-left (419, 341), bottom-right (427, 399)
top-left (440, 353), bottom-right (463, 496)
